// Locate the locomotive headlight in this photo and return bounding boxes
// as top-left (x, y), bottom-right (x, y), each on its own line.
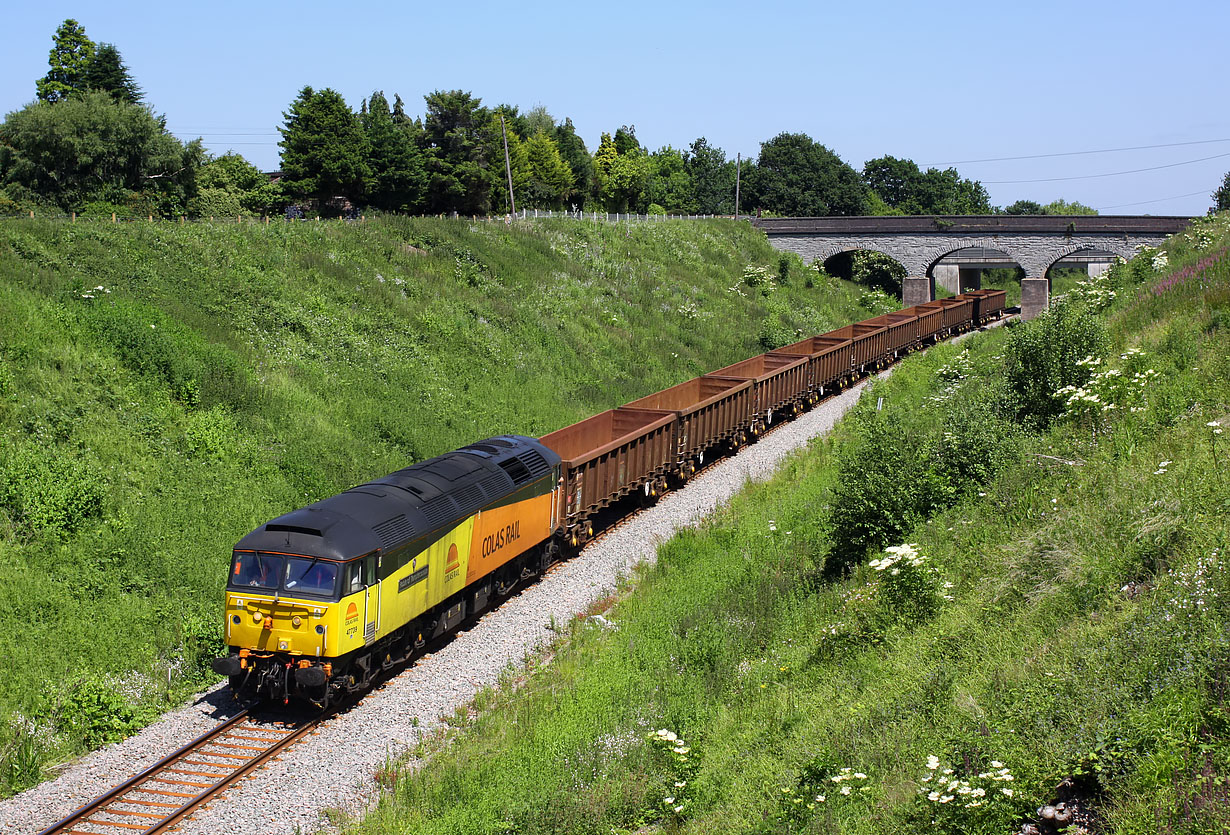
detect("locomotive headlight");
top-left (252, 611), bottom-right (263, 624)
top-left (292, 616), bottom-right (302, 628)
top-left (315, 625), bottom-right (324, 635)
top-left (232, 615), bottom-right (241, 625)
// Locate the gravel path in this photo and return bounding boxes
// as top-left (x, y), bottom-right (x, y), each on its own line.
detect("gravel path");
top-left (1, 324), bottom-right (1002, 835)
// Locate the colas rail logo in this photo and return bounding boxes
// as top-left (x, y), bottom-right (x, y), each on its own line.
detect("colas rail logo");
top-left (481, 521), bottom-right (521, 558)
top-left (345, 602), bottom-right (359, 624)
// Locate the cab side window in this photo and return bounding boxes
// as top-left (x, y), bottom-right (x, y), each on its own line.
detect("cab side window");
top-left (347, 562), bottom-right (364, 594)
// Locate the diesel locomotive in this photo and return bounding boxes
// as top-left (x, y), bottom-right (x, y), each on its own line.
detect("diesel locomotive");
top-left (212, 435), bottom-right (563, 705)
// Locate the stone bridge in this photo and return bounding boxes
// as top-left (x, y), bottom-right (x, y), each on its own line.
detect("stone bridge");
top-left (753, 215), bottom-right (1190, 319)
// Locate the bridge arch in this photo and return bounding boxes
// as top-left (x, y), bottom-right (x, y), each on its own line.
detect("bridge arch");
top-left (927, 245), bottom-right (1025, 297)
top-left (1043, 244), bottom-right (1129, 277)
top-left (818, 246), bottom-right (908, 295)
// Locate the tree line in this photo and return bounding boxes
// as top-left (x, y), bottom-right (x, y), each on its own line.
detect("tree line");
top-left (11, 19), bottom-right (1199, 222)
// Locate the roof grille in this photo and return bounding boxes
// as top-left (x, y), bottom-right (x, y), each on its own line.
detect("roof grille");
top-left (479, 473), bottom-right (510, 496)
top-left (372, 515), bottom-right (414, 549)
top-left (498, 457), bottom-right (531, 484)
top-left (420, 496), bottom-right (457, 529)
top-left (452, 484), bottom-right (484, 515)
top-left (518, 449), bottom-right (551, 479)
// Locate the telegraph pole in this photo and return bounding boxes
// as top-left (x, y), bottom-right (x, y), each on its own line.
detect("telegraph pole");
top-left (735, 153), bottom-right (741, 220)
top-left (501, 115), bottom-right (516, 217)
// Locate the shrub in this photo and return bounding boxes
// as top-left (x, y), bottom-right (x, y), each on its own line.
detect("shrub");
top-left (999, 300), bottom-right (1108, 430)
top-left (62, 677), bottom-right (140, 749)
top-left (827, 410), bottom-right (947, 573)
top-left (934, 389), bottom-right (1020, 493)
top-left (0, 441), bottom-right (105, 536)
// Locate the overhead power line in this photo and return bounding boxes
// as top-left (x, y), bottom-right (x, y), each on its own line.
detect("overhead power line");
top-left (928, 137), bottom-right (1230, 166)
top-left (982, 151), bottom-right (1230, 184)
top-left (1096, 189), bottom-right (1211, 211)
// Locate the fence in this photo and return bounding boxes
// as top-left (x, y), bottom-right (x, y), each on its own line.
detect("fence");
top-left (0, 208), bottom-right (747, 225)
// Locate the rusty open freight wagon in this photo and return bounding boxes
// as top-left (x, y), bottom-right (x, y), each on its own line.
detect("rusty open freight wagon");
top-left (906, 304), bottom-right (943, 344)
top-left (540, 407), bottom-right (675, 540)
top-left (824, 321), bottom-right (889, 373)
top-left (774, 334), bottom-right (853, 395)
top-left (918, 297), bottom-right (973, 336)
top-left (624, 376), bottom-right (752, 477)
top-left (705, 352), bottom-right (809, 431)
top-left (863, 310), bottom-right (920, 357)
top-left (961, 289), bottom-right (1007, 324)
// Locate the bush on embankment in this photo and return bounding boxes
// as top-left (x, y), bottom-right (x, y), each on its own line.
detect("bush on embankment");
top-left (349, 214), bottom-right (1230, 835)
top-left (0, 215), bottom-right (869, 795)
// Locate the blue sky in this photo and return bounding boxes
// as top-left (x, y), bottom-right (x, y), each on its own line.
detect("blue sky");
top-left (3, 0), bottom-right (1227, 215)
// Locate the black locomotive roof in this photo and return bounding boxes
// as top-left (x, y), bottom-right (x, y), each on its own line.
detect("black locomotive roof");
top-left (234, 435), bottom-right (560, 561)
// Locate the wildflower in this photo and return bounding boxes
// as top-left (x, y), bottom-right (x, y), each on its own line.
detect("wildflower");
top-left (769, 520), bottom-right (777, 531)
top-left (815, 794), bottom-right (826, 803)
top-left (664, 796), bottom-right (675, 804)
top-left (939, 795), bottom-right (954, 803)
top-left (1001, 788), bottom-right (1014, 797)
top-left (840, 786), bottom-right (851, 795)
top-left (990, 761), bottom-right (1004, 768)
top-left (674, 805), bottom-right (684, 813)
top-left (853, 772), bottom-right (866, 779)
top-left (674, 781), bottom-right (686, 788)
top-left (928, 791), bottom-right (941, 802)
top-left (927, 755), bottom-right (940, 770)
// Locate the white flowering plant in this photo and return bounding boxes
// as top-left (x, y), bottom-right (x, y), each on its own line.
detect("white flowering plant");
top-left (1054, 347), bottom-right (1158, 434)
top-left (773, 755), bottom-right (873, 829)
top-left (646, 727), bottom-right (700, 820)
top-left (914, 756), bottom-right (1026, 834)
top-left (869, 543), bottom-right (944, 625)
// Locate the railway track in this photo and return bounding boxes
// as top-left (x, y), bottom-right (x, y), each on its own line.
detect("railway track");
top-left (34, 315), bottom-right (1014, 835)
top-left (37, 708), bottom-right (329, 835)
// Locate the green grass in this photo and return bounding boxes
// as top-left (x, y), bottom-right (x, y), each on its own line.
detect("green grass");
top-left (345, 216), bottom-right (1230, 834)
top-left (0, 215), bottom-right (873, 795)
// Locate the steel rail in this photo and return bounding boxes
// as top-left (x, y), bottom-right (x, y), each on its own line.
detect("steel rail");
top-left (36, 705), bottom-right (335, 835)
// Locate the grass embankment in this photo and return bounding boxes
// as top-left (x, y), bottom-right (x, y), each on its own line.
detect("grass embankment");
top-left (351, 216), bottom-right (1230, 835)
top-left (0, 216), bottom-right (873, 795)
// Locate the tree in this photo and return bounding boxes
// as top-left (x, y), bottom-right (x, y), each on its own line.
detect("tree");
top-left (522, 131), bottom-right (574, 209)
top-left (614, 125), bottom-right (641, 156)
top-left (1214, 171), bottom-right (1230, 213)
top-left (863, 156), bottom-right (990, 215)
top-left (645, 146), bottom-right (695, 213)
top-left (422, 89), bottom-right (498, 215)
top-left (362, 91), bottom-right (426, 213)
top-left (686, 137), bottom-right (737, 215)
top-left (36, 19), bottom-right (95, 103)
top-left (863, 155), bottom-right (923, 211)
top-left (523, 105), bottom-right (555, 137)
top-left (82, 43), bottom-right (142, 105)
top-left (0, 91), bottom-right (201, 215)
top-left (1005, 199), bottom-right (1045, 215)
top-left (278, 87), bottom-right (369, 210)
top-left (553, 118), bottom-right (593, 209)
top-left (593, 132), bottom-right (648, 212)
top-left (750, 133), bottom-right (868, 216)
top-left (1041, 198), bottom-right (1097, 216)
top-left (191, 152), bottom-right (280, 216)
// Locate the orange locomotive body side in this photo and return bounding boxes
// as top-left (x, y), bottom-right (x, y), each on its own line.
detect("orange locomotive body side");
top-left (464, 491), bottom-right (555, 585)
